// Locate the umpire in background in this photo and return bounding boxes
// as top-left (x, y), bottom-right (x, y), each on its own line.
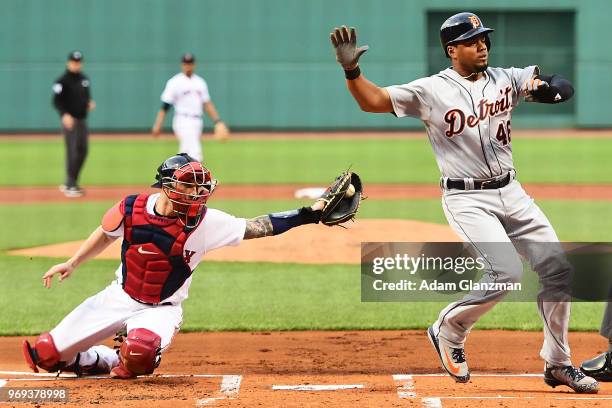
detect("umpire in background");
top-left (53, 51), bottom-right (95, 197)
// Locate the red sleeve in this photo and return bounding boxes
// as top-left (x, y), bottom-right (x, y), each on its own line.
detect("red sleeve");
top-left (101, 200), bottom-right (124, 232)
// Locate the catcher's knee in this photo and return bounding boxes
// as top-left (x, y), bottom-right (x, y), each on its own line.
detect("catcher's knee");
top-left (23, 332), bottom-right (62, 372)
top-left (118, 328), bottom-right (162, 375)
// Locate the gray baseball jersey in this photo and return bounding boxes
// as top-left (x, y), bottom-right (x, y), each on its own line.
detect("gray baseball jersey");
top-left (384, 66), bottom-right (575, 367)
top-left (386, 66), bottom-right (538, 179)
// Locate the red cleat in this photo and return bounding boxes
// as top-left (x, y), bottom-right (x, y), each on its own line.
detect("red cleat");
top-left (110, 363), bottom-right (136, 379)
top-left (22, 340), bottom-right (39, 373)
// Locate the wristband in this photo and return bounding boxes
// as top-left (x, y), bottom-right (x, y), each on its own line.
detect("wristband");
top-left (269, 207), bottom-right (321, 235)
top-left (344, 66), bottom-right (361, 80)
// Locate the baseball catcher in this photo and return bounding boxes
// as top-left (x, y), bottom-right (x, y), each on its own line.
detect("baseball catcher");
top-left (22, 154), bottom-right (362, 378)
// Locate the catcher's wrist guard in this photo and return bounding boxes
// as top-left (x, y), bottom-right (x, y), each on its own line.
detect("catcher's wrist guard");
top-left (269, 207), bottom-right (321, 235)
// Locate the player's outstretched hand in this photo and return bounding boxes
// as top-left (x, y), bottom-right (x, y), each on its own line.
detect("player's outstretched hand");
top-left (42, 262), bottom-right (76, 288)
top-left (330, 25), bottom-right (369, 70)
top-left (522, 77), bottom-right (549, 95)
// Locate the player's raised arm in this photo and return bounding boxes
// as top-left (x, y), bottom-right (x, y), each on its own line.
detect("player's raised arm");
top-left (330, 25), bottom-right (393, 113)
top-left (244, 172), bottom-right (363, 239)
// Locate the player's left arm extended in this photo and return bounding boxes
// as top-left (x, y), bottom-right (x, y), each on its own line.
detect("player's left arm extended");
top-left (524, 74), bottom-right (574, 104)
top-left (244, 201), bottom-right (324, 239)
top-left (42, 227), bottom-right (119, 288)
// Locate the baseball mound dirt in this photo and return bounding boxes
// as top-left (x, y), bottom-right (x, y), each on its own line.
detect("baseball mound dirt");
top-left (1, 331), bottom-right (610, 407)
top-left (8, 219), bottom-right (460, 264)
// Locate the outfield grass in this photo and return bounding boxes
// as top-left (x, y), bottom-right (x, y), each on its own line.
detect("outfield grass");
top-left (0, 196), bottom-right (609, 335)
top-left (0, 255), bottom-right (604, 335)
top-left (1, 133), bottom-right (609, 335)
top-left (2, 137), bottom-right (612, 185)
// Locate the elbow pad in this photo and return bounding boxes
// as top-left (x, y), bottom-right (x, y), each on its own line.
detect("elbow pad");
top-left (532, 75), bottom-right (574, 104)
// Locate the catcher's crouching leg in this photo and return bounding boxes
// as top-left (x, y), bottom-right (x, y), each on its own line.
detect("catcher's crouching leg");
top-left (22, 332), bottom-right (62, 373)
top-left (110, 328), bottom-right (161, 379)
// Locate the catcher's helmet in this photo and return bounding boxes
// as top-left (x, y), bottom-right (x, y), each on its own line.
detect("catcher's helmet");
top-left (440, 12), bottom-right (494, 58)
top-left (152, 153), bottom-right (217, 228)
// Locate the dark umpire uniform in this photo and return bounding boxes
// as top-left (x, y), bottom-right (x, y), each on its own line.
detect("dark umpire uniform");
top-left (53, 51), bottom-right (94, 197)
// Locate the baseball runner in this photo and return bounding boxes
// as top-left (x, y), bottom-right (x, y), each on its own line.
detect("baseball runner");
top-left (22, 153), bottom-right (361, 378)
top-left (331, 12), bottom-right (599, 393)
top-left (581, 301), bottom-right (612, 381)
top-left (152, 53), bottom-right (229, 162)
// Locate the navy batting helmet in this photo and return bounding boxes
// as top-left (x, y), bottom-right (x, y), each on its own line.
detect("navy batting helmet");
top-left (440, 12), bottom-right (494, 58)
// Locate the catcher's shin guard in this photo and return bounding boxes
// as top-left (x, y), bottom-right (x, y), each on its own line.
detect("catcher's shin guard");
top-left (22, 333), bottom-right (62, 373)
top-left (111, 328), bottom-right (161, 379)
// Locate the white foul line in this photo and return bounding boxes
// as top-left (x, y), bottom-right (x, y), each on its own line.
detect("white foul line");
top-left (422, 397), bottom-right (443, 408)
top-left (272, 384), bottom-right (364, 391)
top-left (392, 374), bottom-right (416, 398)
top-left (195, 375), bottom-right (242, 406)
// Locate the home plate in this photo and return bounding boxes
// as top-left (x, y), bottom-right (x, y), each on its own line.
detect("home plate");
top-left (272, 384), bottom-right (364, 391)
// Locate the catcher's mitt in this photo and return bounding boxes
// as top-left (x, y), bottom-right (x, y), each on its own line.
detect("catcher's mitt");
top-left (319, 171), bottom-right (363, 226)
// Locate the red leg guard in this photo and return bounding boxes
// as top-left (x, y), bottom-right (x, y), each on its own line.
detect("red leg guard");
top-left (22, 333), bottom-right (62, 372)
top-left (113, 328), bottom-right (161, 377)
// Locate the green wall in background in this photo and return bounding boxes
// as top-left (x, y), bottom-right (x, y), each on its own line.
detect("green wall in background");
top-left (0, 0), bottom-right (609, 131)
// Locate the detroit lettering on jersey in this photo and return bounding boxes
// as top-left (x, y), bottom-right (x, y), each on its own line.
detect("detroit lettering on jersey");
top-left (444, 86), bottom-right (512, 138)
top-left (385, 66), bottom-right (538, 178)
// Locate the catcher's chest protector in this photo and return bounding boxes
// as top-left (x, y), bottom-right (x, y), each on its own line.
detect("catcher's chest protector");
top-left (121, 194), bottom-right (195, 304)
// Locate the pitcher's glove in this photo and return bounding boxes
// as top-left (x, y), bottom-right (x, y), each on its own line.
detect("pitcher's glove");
top-left (319, 171), bottom-right (363, 226)
top-left (214, 121), bottom-right (230, 142)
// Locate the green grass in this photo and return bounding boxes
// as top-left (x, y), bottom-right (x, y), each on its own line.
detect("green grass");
top-left (0, 255), bottom-right (604, 335)
top-left (2, 136), bottom-right (612, 185)
top-left (1, 132), bottom-right (610, 335)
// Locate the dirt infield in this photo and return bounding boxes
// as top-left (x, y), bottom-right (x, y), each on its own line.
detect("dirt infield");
top-left (3, 183), bottom-right (612, 204)
top-left (1, 331), bottom-right (610, 407)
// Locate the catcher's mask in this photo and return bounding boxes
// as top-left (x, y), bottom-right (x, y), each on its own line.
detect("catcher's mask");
top-left (152, 153), bottom-right (217, 228)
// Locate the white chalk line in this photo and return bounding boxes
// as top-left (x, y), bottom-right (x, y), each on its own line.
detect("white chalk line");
top-left (0, 370), bottom-right (229, 379)
top-left (272, 384), bottom-right (364, 391)
top-left (427, 396), bottom-right (612, 401)
top-left (392, 374), bottom-right (416, 398)
top-left (195, 374), bottom-right (242, 406)
top-left (422, 397), bottom-right (442, 408)
top-left (404, 373), bottom-right (544, 378)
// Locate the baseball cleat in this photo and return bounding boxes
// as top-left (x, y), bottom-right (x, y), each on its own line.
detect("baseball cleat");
top-left (58, 184), bottom-right (67, 193)
top-left (427, 326), bottom-right (470, 383)
top-left (544, 362), bottom-right (599, 393)
top-left (64, 186), bottom-right (84, 198)
top-left (581, 351), bottom-right (612, 382)
top-left (110, 363), bottom-right (136, 379)
top-left (22, 340), bottom-right (39, 373)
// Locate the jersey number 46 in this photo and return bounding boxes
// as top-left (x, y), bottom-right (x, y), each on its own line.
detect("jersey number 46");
top-left (496, 120), bottom-right (512, 146)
